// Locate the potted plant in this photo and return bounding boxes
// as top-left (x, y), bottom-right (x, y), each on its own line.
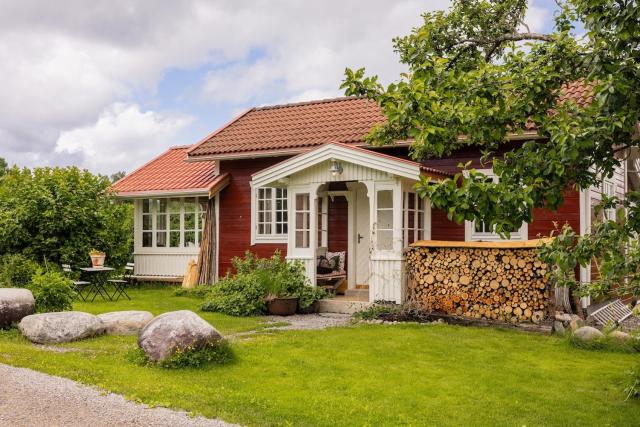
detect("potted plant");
top-left (297, 285), bottom-right (328, 314)
top-left (89, 249), bottom-right (106, 267)
top-left (264, 278), bottom-right (298, 316)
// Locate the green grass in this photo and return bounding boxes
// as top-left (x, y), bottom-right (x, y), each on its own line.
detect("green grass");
top-left (0, 287), bottom-right (638, 426)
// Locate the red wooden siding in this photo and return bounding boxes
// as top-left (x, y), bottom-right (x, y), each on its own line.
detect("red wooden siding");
top-left (430, 208), bottom-right (465, 241)
top-left (217, 157), bottom-right (289, 276)
top-left (528, 189), bottom-right (580, 239)
top-left (327, 196), bottom-right (349, 270)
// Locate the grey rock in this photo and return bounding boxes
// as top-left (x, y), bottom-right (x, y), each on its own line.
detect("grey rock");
top-left (554, 312), bottom-right (571, 322)
top-left (608, 330), bottom-right (633, 342)
top-left (97, 311), bottom-right (154, 335)
top-left (19, 312), bottom-right (105, 344)
top-left (0, 288), bottom-right (35, 328)
top-left (573, 326), bottom-right (604, 342)
top-left (569, 317), bottom-right (585, 331)
top-left (138, 310), bottom-right (222, 362)
top-left (553, 320), bottom-right (566, 335)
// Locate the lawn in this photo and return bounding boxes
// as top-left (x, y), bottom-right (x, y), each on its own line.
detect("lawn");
top-left (0, 287), bottom-right (638, 426)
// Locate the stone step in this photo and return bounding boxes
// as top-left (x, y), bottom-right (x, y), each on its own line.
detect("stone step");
top-left (344, 289), bottom-right (370, 300)
top-left (317, 299), bottom-right (371, 315)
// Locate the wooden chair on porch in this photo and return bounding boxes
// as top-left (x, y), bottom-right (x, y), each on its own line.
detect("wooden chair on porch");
top-left (315, 247), bottom-right (347, 294)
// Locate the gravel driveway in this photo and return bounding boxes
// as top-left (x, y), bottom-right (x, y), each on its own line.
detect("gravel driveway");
top-left (0, 364), bottom-right (236, 427)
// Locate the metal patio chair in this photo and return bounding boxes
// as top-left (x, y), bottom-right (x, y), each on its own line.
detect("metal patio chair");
top-left (62, 264), bottom-right (90, 302)
top-left (107, 262), bottom-right (134, 301)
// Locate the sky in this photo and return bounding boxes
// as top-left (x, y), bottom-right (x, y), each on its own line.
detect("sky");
top-left (0, 0), bottom-right (560, 175)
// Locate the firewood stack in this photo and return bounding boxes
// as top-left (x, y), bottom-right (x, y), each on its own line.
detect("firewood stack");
top-left (406, 246), bottom-right (550, 323)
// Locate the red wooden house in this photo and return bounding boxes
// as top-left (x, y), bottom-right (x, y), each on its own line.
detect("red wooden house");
top-left (113, 86), bottom-right (635, 305)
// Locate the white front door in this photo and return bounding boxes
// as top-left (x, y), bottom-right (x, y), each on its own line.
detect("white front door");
top-left (354, 184), bottom-right (371, 285)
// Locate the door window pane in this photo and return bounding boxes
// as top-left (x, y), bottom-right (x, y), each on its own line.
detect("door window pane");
top-left (295, 193), bottom-right (310, 248)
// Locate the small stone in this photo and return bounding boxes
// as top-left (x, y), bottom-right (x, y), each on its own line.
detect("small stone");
top-left (554, 313), bottom-right (571, 322)
top-left (569, 317), bottom-right (585, 331)
top-left (573, 326), bottom-right (604, 342)
top-left (608, 330), bottom-right (632, 342)
top-left (553, 320), bottom-right (566, 335)
top-left (0, 288), bottom-right (35, 328)
top-left (436, 318), bottom-right (445, 324)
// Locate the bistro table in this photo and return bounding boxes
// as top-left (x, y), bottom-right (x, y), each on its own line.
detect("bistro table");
top-left (79, 266), bottom-right (115, 302)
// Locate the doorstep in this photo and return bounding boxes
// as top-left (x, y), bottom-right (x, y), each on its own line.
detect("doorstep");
top-left (317, 298), bottom-right (371, 315)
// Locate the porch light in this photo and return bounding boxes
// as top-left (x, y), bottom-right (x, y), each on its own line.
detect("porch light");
top-left (329, 159), bottom-right (343, 177)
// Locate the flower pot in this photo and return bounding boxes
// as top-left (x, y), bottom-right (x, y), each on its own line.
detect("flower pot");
top-left (90, 254), bottom-right (106, 267)
top-left (267, 297), bottom-right (298, 316)
top-left (297, 301), bottom-right (319, 314)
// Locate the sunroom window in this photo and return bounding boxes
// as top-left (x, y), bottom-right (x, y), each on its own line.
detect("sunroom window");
top-left (403, 192), bottom-right (425, 246)
top-left (295, 193), bottom-right (311, 248)
top-left (141, 197), bottom-right (206, 249)
top-left (256, 187), bottom-right (288, 238)
top-left (376, 190), bottom-right (394, 250)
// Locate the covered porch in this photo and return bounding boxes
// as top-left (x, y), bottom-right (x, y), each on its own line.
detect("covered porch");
top-left (251, 143), bottom-right (448, 303)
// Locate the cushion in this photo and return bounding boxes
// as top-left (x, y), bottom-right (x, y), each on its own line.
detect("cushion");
top-left (326, 251), bottom-right (345, 272)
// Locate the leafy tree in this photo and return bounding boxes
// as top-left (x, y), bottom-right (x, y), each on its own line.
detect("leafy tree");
top-left (0, 158), bottom-right (7, 178)
top-left (0, 166), bottom-right (133, 268)
top-left (109, 171), bottom-right (126, 183)
top-left (342, 0), bottom-right (640, 299)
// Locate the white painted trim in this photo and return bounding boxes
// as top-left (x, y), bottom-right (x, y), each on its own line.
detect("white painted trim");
top-left (116, 189), bottom-right (209, 198)
top-left (579, 187), bottom-right (592, 308)
top-left (251, 143), bottom-right (422, 188)
top-left (214, 194), bottom-right (220, 282)
top-left (249, 183), bottom-right (289, 245)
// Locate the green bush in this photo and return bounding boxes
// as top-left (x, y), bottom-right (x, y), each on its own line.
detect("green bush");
top-left (29, 269), bottom-right (74, 312)
top-left (201, 273), bottom-right (267, 316)
top-left (128, 341), bottom-right (234, 369)
top-left (173, 286), bottom-right (213, 299)
top-left (625, 365), bottom-right (640, 401)
top-left (0, 254), bottom-right (39, 287)
top-left (298, 284), bottom-right (327, 310)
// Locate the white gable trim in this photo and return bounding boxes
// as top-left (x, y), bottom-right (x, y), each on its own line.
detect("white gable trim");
top-left (251, 143), bottom-right (422, 188)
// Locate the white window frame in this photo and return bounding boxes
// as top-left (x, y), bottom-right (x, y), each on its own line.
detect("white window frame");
top-left (464, 169), bottom-right (528, 241)
top-left (251, 185), bottom-right (288, 244)
top-left (601, 179), bottom-right (617, 220)
top-left (402, 191), bottom-right (429, 246)
top-left (137, 196), bottom-right (206, 251)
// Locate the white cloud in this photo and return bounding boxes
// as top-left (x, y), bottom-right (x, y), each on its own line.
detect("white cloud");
top-left (55, 103), bottom-right (192, 174)
top-left (523, 4), bottom-right (552, 33)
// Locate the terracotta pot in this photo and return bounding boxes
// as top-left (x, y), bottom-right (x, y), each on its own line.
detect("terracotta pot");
top-left (90, 254), bottom-right (106, 267)
top-left (267, 297), bottom-right (298, 316)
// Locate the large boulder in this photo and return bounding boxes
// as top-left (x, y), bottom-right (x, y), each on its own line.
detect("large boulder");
top-left (97, 311), bottom-right (154, 335)
top-left (573, 326), bottom-right (604, 342)
top-left (18, 312), bottom-right (105, 344)
top-left (138, 310), bottom-right (222, 362)
top-left (0, 288), bottom-right (35, 328)
top-left (608, 330), bottom-right (633, 342)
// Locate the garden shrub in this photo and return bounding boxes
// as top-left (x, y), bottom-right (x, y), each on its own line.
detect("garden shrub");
top-left (625, 365), bottom-right (640, 401)
top-left (0, 253), bottom-right (39, 287)
top-left (298, 285), bottom-right (327, 310)
top-left (29, 269), bottom-right (74, 312)
top-left (127, 340), bottom-right (234, 369)
top-left (201, 273), bottom-right (267, 316)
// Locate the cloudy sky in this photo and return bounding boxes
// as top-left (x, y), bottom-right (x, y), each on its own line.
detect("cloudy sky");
top-left (0, 0), bottom-right (558, 175)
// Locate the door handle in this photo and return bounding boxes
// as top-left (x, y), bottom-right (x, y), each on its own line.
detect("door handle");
top-left (358, 233), bottom-right (364, 243)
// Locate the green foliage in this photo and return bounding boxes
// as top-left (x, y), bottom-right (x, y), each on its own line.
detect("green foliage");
top-left (173, 286), bottom-right (213, 299)
top-left (341, 0), bottom-right (640, 299)
top-left (568, 332), bottom-right (640, 354)
top-left (128, 340), bottom-right (234, 369)
top-left (28, 269), bottom-right (74, 312)
top-left (353, 303), bottom-right (399, 320)
top-left (297, 285), bottom-right (327, 310)
top-left (625, 365), bottom-right (640, 401)
top-left (0, 254), bottom-right (39, 287)
top-left (0, 165), bottom-right (133, 268)
top-left (201, 273), bottom-right (267, 316)
top-left (0, 158), bottom-right (7, 178)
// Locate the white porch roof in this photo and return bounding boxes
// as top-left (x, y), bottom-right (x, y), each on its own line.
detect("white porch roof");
top-left (251, 142), bottom-right (448, 187)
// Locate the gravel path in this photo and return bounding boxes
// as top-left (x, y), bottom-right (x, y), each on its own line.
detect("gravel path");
top-left (0, 364), bottom-right (236, 427)
top-left (263, 313), bottom-right (351, 330)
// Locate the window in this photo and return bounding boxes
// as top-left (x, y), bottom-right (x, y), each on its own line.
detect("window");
top-left (376, 190), bottom-right (394, 250)
top-left (317, 196), bottom-right (328, 247)
top-left (601, 180), bottom-right (617, 220)
top-left (140, 197), bottom-right (206, 249)
top-left (295, 193), bottom-right (311, 248)
top-left (403, 192), bottom-right (425, 246)
top-left (256, 187), bottom-right (288, 238)
top-left (465, 170), bottom-right (527, 241)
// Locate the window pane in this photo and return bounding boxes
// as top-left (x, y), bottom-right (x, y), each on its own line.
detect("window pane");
top-left (156, 214), bottom-right (166, 230)
top-left (142, 199), bottom-right (152, 214)
top-left (170, 231), bottom-right (180, 247)
top-left (377, 190), bottom-right (393, 209)
top-left (157, 198), bottom-right (167, 213)
top-left (170, 198), bottom-right (181, 214)
top-left (142, 214), bottom-right (152, 230)
top-left (198, 230), bottom-right (202, 244)
top-left (377, 230), bottom-right (393, 250)
top-left (156, 231), bottom-right (167, 247)
top-left (184, 213), bottom-right (196, 231)
top-left (142, 232), bottom-right (152, 247)
top-left (199, 198), bottom-right (208, 213)
top-left (296, 194), bottom-right (309, 210)
top-left (184, 197), bottom-right (195, 213)
top-left (185, 231), bottom-right (196, 247)
top-left (377, 210), bottom-right (393, 230)
top-left (170, 214), bottom-right (180, 230)
top-left (296, 230), bottom-right (309, 248)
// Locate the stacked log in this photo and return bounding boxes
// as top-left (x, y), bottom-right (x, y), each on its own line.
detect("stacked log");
top-left (406, 245), bottom-right (550, 324)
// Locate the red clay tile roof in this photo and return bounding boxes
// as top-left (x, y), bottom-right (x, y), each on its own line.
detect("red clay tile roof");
top-left (188, 83), bottom-right (593, 159)
top-left (187, 97), bottom-right (386, 159)
top-left (112, 146), bottom-right (217, 196)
